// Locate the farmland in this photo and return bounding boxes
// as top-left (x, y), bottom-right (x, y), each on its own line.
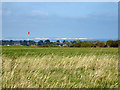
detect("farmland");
top-left (1, 46), bottom-right (118, 88)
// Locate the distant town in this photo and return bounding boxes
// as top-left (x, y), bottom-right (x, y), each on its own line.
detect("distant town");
top-left (1, 39), bottom-right (119, 47)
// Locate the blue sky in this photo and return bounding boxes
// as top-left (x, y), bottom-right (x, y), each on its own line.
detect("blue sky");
top-left (2, 2), bottom-right (118, 40)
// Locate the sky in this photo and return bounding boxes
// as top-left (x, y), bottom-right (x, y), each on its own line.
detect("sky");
top-left (2, 2), bottom-right (118, 40)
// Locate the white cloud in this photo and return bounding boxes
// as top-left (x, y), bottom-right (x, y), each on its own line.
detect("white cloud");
top-left (31, 10), bottom-right (48, 16)
top-left (54, 38), bottom-right (90, 40)
top-left (34, 38), bottom-right (49, 40)
top-left (2, 37), bottom-right (94, 40)
top-left (34, 37), bottom-right (92, 40)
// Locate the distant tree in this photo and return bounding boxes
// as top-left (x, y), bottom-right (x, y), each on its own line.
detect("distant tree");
top-left (65, 41), bottom-right (70, 46)
top-left (76, 40), bottom-right (82, 43)
top-left (2, 40), bottom-right (10, 45)
top-left (29, 40), bottom-right (35, 45)
top-left (10, 40), bottom-right (13, 45)
top-left (23, 40), bottom-right (27, 46)
top-left (56, 40), bottom-right (60, 43)
top-left (106, 40), bottom-right (118, 47)
top-left (63, 45), bottom-right (68, 47)
top-left (88, 41), bottom-right (96, 47)
top-left (106, 40), bottom-right (113, 47)
top-left (0, 40), bottom-right (2, 45)
top-left (116, 40), bottom-right (120, 47)
top-left (81, 41), bottom-right (92, 47)
top-left (63, 40), bottom-right (66, 44)
top-left (44, 39), bottom-right (50, 44)
top-left (39, 40), bottom-right (43, 43)
top-left (20, 40), bottom-right (23, 45)
top-left (38, 40), bottom-right (44, 46)
top-left (70, 40), bottom-right (77, 45)
top-left (56, 40), bottom-right (60, 45)
top-left (95, 41), bottom-right (106, 47)
top-left (70, 43), bottom-right (81, 47)
top-left (2, 39), bottom-right (119, 47)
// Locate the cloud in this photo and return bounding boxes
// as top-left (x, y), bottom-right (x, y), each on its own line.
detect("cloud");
top-left (34, 37), bottom-right (92, 40)
top-left (2, 37), bottom-right (94, 40)
top-left (31, 10), bottom-right (48, 16)
top-left (34, 38), bottom-right (49, 40)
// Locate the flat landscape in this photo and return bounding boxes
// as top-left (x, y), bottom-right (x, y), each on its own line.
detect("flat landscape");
top-left (2, 46), bottom-right (118, 88)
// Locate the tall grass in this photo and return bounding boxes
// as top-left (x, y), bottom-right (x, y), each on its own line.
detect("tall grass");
top-left (2, 54), bottom-right (118, 88)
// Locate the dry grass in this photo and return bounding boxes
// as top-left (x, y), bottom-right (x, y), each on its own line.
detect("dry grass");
top-left (2, 54), bottom-right (118, 88)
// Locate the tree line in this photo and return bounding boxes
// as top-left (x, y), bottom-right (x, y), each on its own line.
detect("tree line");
top-left (1, 40), bottom-right (120, 47)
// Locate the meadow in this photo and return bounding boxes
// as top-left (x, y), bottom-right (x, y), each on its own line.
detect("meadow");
top-left (2, 46), bottom-right (118, 88)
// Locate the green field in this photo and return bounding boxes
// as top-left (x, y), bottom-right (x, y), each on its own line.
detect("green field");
top-left (2, 46), bottom-right (118, 88)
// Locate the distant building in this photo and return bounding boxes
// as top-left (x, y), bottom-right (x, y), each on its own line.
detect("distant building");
top-left (1, 41), bottom-right (21, 46)
top-left (35, 41), bottom-right (38, 46)
top-left (13, 41), bottom-right (21, 46)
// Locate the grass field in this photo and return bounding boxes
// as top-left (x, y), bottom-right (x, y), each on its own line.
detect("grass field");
top-left (2, 46), bottom-right (118, 88)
